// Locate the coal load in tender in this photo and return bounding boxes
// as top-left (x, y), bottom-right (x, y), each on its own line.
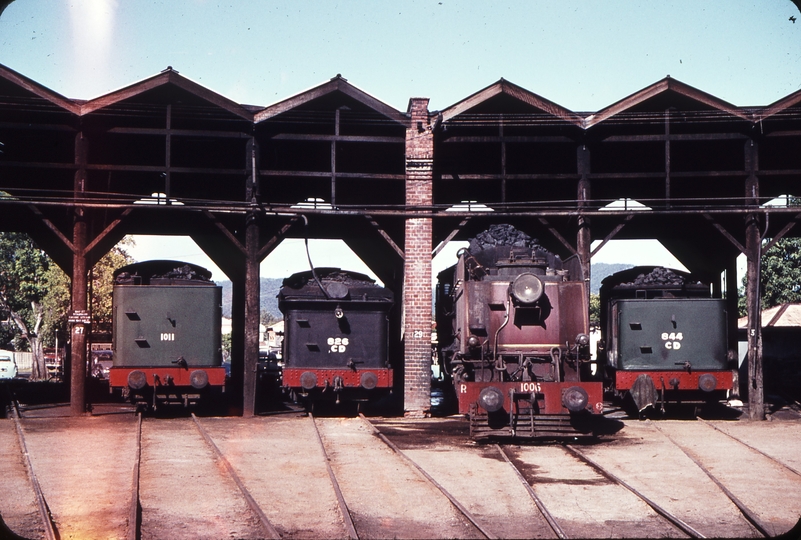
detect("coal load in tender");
top-left (158, 265), bottom-right (209, 281)
top-left (468, 223), bottom-right (563, 270)
top-left (282, 268), bottom-right (380, 290)
top-left (622, 267), bottom-right (700, 288)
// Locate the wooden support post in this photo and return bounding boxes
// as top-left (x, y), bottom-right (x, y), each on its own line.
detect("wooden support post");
top-left (744, 139), bottom-right (764, 420)
top-left (577, 145), bottom-right (591, 291)
top-left (70, 216), bottom-right (88, 416)
top-left (243, 213), bottom-right (260, 417)
top-left (70, 131), bottom-right (88, 416)
top-left (229, 278), bottom-right (245, 415)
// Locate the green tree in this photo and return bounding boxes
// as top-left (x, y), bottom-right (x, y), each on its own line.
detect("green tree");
top-left (0, 232), bottom-right (53, 379)
top-left (738, 237), bottom-right (801, 316)
top-left (1, 234), bottom-right (135, 379)
top-left (589, 293), bottom-right (600, 325)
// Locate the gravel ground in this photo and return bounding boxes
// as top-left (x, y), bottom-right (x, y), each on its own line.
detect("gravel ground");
top-left (0, 421), bottom-right (45, 539)
top-left (374, 417), bottom-right (557, 539)
top-left (1, 405), bottom-right (799, 540)
top-left (194, 414), bottom-right (347, 539)
top-left (314, 416), bottom-right (482, 539)
top-left (653, 419), bottom-right (801, 537)
top-left (578, 420), bottom-right (761, 538)
top-left (139, 418), bottom-right (263, 540)
top-left (16, 414), bottom-right (137, 540)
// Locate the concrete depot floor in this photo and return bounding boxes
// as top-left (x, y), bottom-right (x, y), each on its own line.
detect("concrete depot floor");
top-left (0, 403), bottom-right (800, 540)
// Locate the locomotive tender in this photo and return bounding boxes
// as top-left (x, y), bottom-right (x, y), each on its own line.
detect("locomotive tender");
top-left (598, 266), bottom-right (736, 414)
top-left (109, 261), bottom-right (225, 409)
top-left (437, 225), bottom-right (603, 439)
top-left (278, 268), bottom-right (394, 406)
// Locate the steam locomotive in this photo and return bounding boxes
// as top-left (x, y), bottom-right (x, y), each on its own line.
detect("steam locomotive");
top-left (436, 225), bottom-right (603, 439)
top-left (278, 268), bottom-right (395, 408)
top-left (597, 266), bottom-right (736, 415)
top-left (109, 261), bottom-right (225, 409)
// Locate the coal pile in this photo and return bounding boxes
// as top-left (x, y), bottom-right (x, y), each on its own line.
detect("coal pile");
top-left (157, 264), bottom-right (211, 281)
top-left (282, 268), bottom-right (378, 289)
top-left (624, 267), bottom-right (698, 287)
top-left (469, 224), bottom-right (541, 252)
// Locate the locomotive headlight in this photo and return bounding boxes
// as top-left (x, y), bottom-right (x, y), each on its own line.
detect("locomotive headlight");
top-left (334, 305), bottom-right (344, 319)
top-left (510, 273), bottom-right (544, 305)
top-left (467, 335), bottom-right (481, 350)
top-left (478, 386), bottom-right (505, 413)
top-left (575, 333), bottom-right (590, 347)
top-left (698, 373), bottom-right (717, 392)
top-left (562, 386), bottom-right (589, 412)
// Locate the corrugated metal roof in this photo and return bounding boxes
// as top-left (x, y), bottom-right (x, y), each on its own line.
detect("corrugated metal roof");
top-left (738, 303), bottom-right (801, 328)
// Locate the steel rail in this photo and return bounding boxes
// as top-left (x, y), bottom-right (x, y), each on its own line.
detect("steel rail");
top-left (127, 413), bottom-right (142, 540)
top-left (190, 414), bottom-right (281, 540)
top-left (563, 444), bottom-right (706, 539)
top-left (696, 417), bottom-right (801, 478)
top-left (10, 399), bottom-right (59, 540)
top-left (358, 414), bottom-right (498, 540)
top-left (308, 414), bottom-right (359, 540)
top-left (650, 423), bottom-right (770, 537)
top-left (495, 444), bottom-right (567, 539)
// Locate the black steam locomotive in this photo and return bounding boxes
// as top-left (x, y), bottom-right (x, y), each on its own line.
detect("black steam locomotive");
top-left (109, 261), bottom-right (225, 409)
top-left (278, 268), bottom-right (394, 407)
top-left (437, 225), bottom-right (603, 439)
top-left (597, 266), bottom-right (736, 415)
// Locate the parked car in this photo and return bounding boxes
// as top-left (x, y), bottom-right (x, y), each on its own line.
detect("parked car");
top-left (91, 350), bottom-right (113, 379)
top-left (0, 351), bottom-right (18, 380)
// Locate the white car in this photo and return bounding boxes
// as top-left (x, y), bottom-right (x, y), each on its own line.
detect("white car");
top-left (0, 352), bottom-right (18, 380)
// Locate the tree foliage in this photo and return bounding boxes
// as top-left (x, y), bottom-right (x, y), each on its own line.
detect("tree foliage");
top-left (0, 232), bottom-right (53, 379)
top-left (739, 237), bottom-right (801, 316)
top-left (0, 233), bottom-right (134, 379)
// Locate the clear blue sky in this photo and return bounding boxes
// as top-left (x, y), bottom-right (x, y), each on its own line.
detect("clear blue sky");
top-left (1, 0), bottom-right (798, 280)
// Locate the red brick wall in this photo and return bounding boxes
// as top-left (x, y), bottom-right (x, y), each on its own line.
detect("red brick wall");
top-left (403, 98), bottom-right (433, 415)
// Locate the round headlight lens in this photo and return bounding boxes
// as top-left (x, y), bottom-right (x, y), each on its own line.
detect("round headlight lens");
top-left (511, 273), bottom-right (544, 304)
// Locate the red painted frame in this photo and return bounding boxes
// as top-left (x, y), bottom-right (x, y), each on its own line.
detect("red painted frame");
top-left (283, 368), bottom-right (393, 389)
top-left (109, 366), bottom-right (226, 388)
top-left (615, 370), bottom-right (734, 391)
top-left (454, 380), bottom-right (604, 415)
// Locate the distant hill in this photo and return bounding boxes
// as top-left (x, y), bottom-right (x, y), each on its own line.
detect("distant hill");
top-left (217, 277), bottom-right (284, 319)
top-left (590, 263), bottom-right (635, 294)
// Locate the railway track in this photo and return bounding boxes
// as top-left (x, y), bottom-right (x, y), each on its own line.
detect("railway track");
top-left (696, 416), bottom-right (801, 478)
top-left (8, 394), bottom-right (59, 540)
top-left (357, 413), bottom-right (498, 539)
top-left (561, 443), bottom-right (706, 538)
top-left (189, 413), bottom-right (281, 539)
top-left (651, 422), bottom-right (771, 537)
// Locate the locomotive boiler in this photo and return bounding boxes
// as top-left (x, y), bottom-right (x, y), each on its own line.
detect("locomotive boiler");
top-left (598, 266), bottom-right (736, 415)
top-left (109, 261), bottom-right (225, 409)
top-left (278, 268), bottom-right (394, 407)
top-left (437, 225), bottom-right (603, 439)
